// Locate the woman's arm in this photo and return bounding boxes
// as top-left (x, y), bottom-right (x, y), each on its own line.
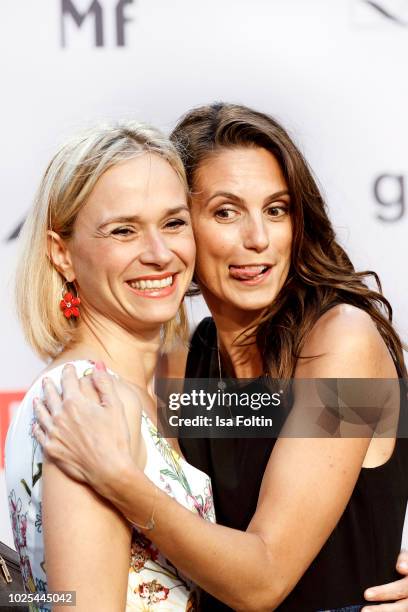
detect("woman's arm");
top-left (35, 308), bottom-right (400, 611)
top-left (106, 436), bottom-right (370, 610)
top-left (42, 461), bottom-right (131, 612)
top-left (40, 371), bottom-right (145, 612)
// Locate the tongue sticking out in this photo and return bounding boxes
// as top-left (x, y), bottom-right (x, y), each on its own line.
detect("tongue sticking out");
top-left (229, 265), bottom-right (267, 280)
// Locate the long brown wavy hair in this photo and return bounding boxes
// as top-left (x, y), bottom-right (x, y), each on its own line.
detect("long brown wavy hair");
top-left (171, 102), bottom-right (407, 378)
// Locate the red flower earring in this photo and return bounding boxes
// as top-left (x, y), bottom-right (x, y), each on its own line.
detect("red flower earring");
top-left (60, 282), bottom-right (81, 319)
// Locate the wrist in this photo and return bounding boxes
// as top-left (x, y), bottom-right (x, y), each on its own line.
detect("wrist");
top-left (102, 457), bottom-right (157, 526)
top-left (92, 454), bottom-right (139, 500)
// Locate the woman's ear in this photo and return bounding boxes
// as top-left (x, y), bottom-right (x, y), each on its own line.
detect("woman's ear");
top-left (47, 231), bottom-right (75, 282)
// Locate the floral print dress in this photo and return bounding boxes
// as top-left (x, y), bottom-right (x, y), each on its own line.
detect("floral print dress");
top-left (5, 360), bottom-right (215, 611)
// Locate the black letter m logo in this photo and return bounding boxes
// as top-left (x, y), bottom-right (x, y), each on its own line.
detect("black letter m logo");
top-left (61, 0), bottom-right (104, 47)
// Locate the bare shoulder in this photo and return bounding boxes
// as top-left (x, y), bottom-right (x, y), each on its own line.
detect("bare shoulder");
top-left (296, 304), bottom-right (396, 378)
top-left (305, 304), bottom-right (378, 348)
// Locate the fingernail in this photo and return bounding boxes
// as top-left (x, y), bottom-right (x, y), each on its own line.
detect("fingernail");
top-left (95, 361), bottom-right (107, 372)
top-left (398, 561), bottom-right (408, 570)
top-left (365, 589), bottom-right (375, 599)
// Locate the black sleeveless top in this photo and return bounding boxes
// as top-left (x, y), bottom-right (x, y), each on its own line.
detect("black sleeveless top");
top-left (179, 317), bottom-right (408, 611)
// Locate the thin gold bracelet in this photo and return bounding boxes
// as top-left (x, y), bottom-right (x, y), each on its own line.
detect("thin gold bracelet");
top-left (131, 486), bottom-right (159, 531)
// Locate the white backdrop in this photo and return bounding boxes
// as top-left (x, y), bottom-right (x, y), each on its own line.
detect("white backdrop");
top-left (1, 0), bottom-right (407, 548)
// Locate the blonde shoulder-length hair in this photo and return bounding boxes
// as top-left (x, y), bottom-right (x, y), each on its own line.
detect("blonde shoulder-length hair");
top-left (16, 120), bottom-right (189, 361)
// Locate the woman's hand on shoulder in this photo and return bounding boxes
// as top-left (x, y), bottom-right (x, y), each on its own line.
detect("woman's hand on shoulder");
top-left (33, 363), bottom-right (145, 497)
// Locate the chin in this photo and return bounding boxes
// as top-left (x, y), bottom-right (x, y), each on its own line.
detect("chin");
top-left (240, 302), bottom-right (272, 312)
top-left (153, 309), bottom-right (180, 324)
top-left (132, 307), bottom-right (180, 327)
top-left (232, 291), bottom-right (278, 310)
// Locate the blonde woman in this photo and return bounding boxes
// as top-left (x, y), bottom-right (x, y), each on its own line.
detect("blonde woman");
top-left (5, 121), bottom-right (214, 611)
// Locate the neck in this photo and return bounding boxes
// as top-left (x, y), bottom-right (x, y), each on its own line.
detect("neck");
top-left (59, 312), bottom-right (161, 391)
top-left (202, 289), bottom-right (264, 378)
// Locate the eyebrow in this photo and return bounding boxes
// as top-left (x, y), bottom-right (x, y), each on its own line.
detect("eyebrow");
top-left (99, 205), bottom-right (190, 228)
top-left (205, 189), bottom-right (291, 206)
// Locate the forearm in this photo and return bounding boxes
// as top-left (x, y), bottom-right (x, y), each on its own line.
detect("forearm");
top-left (109, 459), bottom-right (283, 611)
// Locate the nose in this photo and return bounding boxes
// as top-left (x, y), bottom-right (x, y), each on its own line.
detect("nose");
top-left (138, 228), bottom-right (173, 268)
top-left (242, 214), bottom-right (270, 252)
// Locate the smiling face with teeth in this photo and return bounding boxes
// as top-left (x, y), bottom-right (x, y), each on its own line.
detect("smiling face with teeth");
top-left (56, 154), bottom-right (195, 335)
top-left (190, 146), bottom-right (292, 323)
